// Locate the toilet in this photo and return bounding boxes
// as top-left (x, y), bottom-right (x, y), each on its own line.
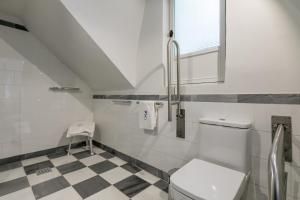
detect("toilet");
top-left (169, 118), bottom-right (252, 200)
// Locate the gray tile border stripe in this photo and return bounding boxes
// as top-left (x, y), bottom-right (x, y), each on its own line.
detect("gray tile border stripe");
top-left (0, 141), bottom-right (85, 165)
top-left (93, 94), bottom-right (300, 104)
top-left (0, 140), bottom-right (171, 184)
top-left (237, 94), bottom-right (300, 104)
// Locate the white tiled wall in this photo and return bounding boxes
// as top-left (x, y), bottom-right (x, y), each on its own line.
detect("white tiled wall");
top-left (93, 99), bottom-right (300, 200)
top-left (0, 25), bottom-right (93, 158)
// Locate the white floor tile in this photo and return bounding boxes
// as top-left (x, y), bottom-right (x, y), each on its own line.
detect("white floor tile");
top-left (100, 167), bottom-right (132, 184)
top-left (27, 168), bottom-right (61, 186)
top-left (109, 157), bottom-right (127, 166)
top-left (93, 147), bottom-right (105, 154)
top-left (50, 155), bottom-right (77, 167)
top-left (0, 188), bottom-right (35, 200)
top-left (0, 167), bottom-right (26, 183)
top-left (39, 187), bottom-right (82, 200)
top-left (22, 156), bottom-right (49, 166)
top-left (80, 155), bottom-right (105, 166)
top-left (85, 186), bottom-right (129, 200)
top-left (132, 186), bottom-right (168, 200)
top-left (135, 170), bottom-right (160, 184)
top-left (64, 167), bottom-right (96, 185)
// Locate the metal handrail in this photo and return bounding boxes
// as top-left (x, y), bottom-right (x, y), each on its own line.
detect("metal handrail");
top-left (268, 124), bottom-right (287, 200)
top-left (167, 39), bottom-right (181, 121)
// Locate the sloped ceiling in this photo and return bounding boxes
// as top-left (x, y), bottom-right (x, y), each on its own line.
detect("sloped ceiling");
top-left (0, 0), bottom-right (146, 91)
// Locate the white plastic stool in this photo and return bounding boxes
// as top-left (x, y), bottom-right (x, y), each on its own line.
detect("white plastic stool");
top-left (67, 121), bottom-right (95, 156)
top-left (67, 134), bottom-right (94, 156)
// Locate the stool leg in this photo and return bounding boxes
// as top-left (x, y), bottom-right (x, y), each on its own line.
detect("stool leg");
top-left (89, 137), bottom-right (94, 155)
top-left (68, 137), bottom-right (72, 156)
top-left (85, 138), bottom-right (89, 150)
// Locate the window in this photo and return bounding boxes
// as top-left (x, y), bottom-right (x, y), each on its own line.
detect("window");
top-left (174, 0), bottom-right (220, 55)
top-left (170, 0), bottom-right (226, 83)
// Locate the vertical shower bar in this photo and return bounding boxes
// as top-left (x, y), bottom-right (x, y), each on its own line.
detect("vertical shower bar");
top-left (167, 39), bottom-right (181, 121)
top-left (167, 39), bottom-right (173, 121)
top-left (175, 40), bottom-right (181, 113)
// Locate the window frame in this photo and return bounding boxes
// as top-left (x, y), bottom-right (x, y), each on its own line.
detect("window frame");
top-left (169, 0), bottom-right (226, 83)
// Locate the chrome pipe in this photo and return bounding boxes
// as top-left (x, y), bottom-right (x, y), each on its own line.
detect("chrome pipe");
top-left (268, 124), bottom-right (286, 200)
top-left (167, 39), bottom-right (173, 121)
top-left (167, 39), bottom-right (181, 121)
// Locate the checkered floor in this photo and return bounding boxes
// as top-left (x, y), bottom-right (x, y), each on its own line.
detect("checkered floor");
top-left (0, 147), bottom-right (169, 200)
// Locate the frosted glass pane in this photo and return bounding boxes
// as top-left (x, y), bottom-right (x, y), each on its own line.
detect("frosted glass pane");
top-left (175, 0), bottom-right (220, 55)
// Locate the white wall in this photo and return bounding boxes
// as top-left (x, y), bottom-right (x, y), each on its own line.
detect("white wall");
top-left (61, 0), bottom-right (146, 87)
top-left (93, 100), bottom-right (300, 200)
top-left (14, 0), bottom-right (136, 91)
top-left (93, 0), bottom-right (300, 200)
top-left (96, 0), bottom-right (300, 95)
top-left (0, 20), bottom-right (93, 159)
top-left (0, 12), bottom-right (23, 25)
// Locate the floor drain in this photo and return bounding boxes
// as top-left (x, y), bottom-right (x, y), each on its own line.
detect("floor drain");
top-left (36, 167), bottom-right (52, 176)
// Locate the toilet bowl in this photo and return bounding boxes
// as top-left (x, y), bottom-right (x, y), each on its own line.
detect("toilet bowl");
top-left (169, 118), bottom-right (252, 200)
top-left (169, 159), bottom-right (248, 200)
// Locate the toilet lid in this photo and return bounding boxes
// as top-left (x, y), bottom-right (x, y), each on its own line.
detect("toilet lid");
top-left (170, 159), bottom-right (246, 200)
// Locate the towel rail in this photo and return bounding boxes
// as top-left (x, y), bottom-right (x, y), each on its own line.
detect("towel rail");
top-left (49, 87), bottom-right (80, 92)
top-left (112, 100), bottom-right (132, 104)
top-left (136, 101), bottom-right (163, 107)
top-left (112, 100), bottom-right (163, 108)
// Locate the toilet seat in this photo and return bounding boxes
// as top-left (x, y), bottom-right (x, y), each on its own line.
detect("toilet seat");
top-left (170, 159), bottom-right (246, 200)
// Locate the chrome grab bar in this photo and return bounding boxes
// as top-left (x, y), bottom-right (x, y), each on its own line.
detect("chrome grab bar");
top-left (167, 39), bottom-right (181, 121)
top-left (268, 124), bottom-right (287, 200)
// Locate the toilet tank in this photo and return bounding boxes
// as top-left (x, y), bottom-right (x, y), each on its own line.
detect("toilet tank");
top-left (198, 118), bottom-right (251, 174)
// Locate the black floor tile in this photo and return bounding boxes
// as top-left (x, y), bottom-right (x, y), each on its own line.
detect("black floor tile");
top-left (154, 180), bottom-right (169, 193)
top-left (47, 150), bottom-right (67, 159)
top-left (114, 175), bottom-right (150, 198)
top-left (0, 177), bottom-right (29, 197)
top-left (73, 176), bottom-right (110, 199)
top-left (24, 160), bottom-right (54, 175)
top-left (73, 150), bottom-right (92, 160)
top-left (0, 161), bottom-right (22, 172)
top-left (121, 163), bottom-right (141, 174)
top-left (89, 160), bottom-right (117, 174)
top-left (32, 176), bottom-right (70, 199)
top-left (99, 152), bottom-right (114, 159)
top-left (57, 161), bottom-right (85, 175)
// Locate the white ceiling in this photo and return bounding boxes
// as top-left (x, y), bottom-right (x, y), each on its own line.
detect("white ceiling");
top-left (0, 0), bottom-right (26, 17)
